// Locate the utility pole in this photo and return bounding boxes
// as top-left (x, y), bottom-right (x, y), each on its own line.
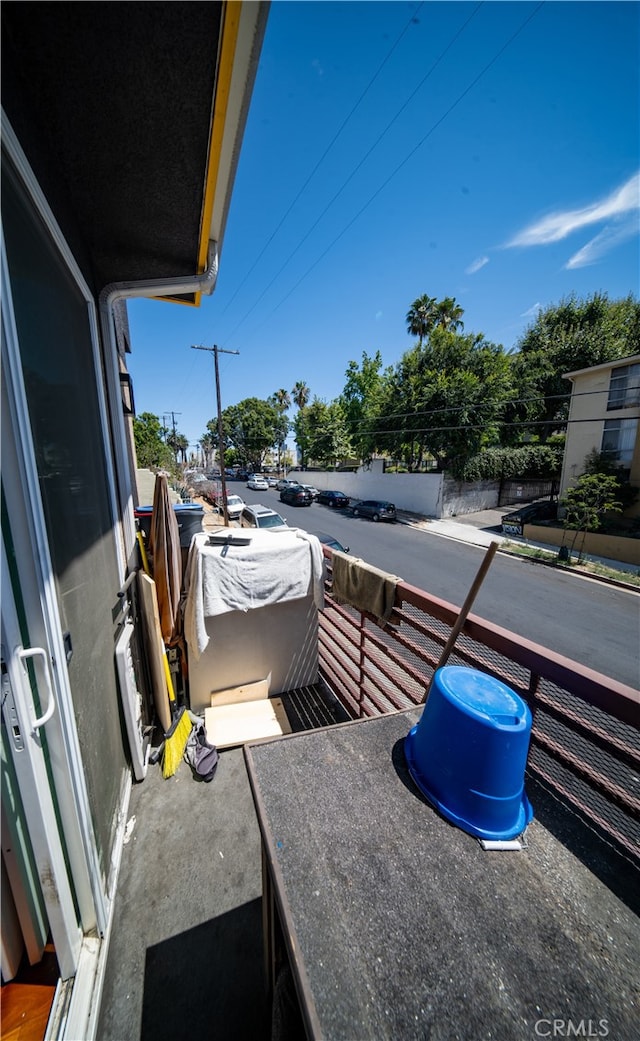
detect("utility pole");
top-left (191, 344), bottom-right (239, 526)
top-left (163, 411), bottom-right (181, 464)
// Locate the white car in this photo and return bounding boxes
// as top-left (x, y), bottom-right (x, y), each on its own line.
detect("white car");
top-left (275, 477), bottom-right (298, 491)
top-left (247, 474), bottom-right (269, 491)
top-left (218, 493), bottom-right (245, 520)
top-left (301, 484), bottom-right (319, 500)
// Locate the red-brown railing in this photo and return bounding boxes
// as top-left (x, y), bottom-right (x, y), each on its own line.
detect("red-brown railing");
top-left (318, 548), bottom-right (640, 866)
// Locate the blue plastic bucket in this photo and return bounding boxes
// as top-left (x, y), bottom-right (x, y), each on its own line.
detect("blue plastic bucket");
top-left (405, 666), bottom-right (533, 840)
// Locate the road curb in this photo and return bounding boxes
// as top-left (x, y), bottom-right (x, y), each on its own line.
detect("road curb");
top-left (398, 515), bottom-right (639, 593)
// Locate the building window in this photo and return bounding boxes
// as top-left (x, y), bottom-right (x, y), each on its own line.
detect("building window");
top-left (607, 362), bottom-right (640, 410)
top-left (601, 417), bottom-right (638, 470)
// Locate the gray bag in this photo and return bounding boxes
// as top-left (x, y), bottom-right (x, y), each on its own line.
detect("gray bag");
top-left (184, 720), bottom-right (218, 782)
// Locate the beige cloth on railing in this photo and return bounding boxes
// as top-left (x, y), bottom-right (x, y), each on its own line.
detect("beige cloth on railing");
top-left (331, 552), bottom-right (401, 624)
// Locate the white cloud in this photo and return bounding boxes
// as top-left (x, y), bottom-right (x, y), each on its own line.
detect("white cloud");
top-left (521, 302), bottom-right (541, 318)
top-left (565, 216), bottom-right (639, 269)
top-left (507, 172), bottom-right (640, 248)
top-left (466, 255), bottom-right (489, 274)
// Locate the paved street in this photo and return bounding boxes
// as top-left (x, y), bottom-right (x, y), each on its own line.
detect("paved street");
top-left (201, 492), bottom-right (639, 690)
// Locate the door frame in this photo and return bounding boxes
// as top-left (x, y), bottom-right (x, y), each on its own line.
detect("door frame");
top-left (1, 116), bottom-right (132, 1038)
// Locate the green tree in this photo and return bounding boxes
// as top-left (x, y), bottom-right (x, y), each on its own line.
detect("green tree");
top-left (561, 472), bottom-right (623, 562)
top-left (302, 398), bottom-right (352, 469)
top-left (433, 296), bottom-right (464, 332)
top-left (292, 381), bottom-right (310, 409)
top-left (508, 293), bottom-right (640, 443)
top-left (291, 381), bottom-right (311, 467)
top-left (208, 397), bottom-right (283, 469)
top-left (199, 431), bottom-right (216, 469)
top-left (583, 449), bottom-right (638, 512)
top-left (174, 433), bottom-right (189, 463)
top-left (406, 294), bottom-right (437, 345)
top-left (273, 388), bottom-right (291, 411)
top-left (406, 294), bottom-right (466, 344)
top-left (133, 412), bottom-right (174, 470)
top-left (374, 329), bottom-right (512, 473)
top-left (269, 390), bottom-right (292, 473)
top-left (339, 350), bottom-right (389, 464)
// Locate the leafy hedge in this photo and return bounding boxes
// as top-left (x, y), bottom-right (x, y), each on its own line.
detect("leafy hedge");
top-left (454, 444), bottom-right (563, 482)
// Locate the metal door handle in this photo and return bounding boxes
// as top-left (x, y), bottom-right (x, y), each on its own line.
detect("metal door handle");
top-left (17, 647), bottom-right (57, 729)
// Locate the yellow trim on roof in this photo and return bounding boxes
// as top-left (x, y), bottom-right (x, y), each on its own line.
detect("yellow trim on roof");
top-left (194, 0), bottom-right (243, 305)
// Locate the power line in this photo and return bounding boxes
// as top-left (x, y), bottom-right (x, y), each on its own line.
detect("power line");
top-left (221, 2), bottom-right (482, 341)
top-left (365, 386), bottom-right (625, 424)
top-left (225, 1), bottom-right (544, 345)
top-left (220, 2), bottom-right (428, 319)
top-left (357, 415), bottom-right (633, 436)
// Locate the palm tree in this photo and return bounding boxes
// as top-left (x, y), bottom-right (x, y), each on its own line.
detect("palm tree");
top-left (292, 381), bottom-right (310, 410)
top-left (406, 294), bottom-right (437, 345)
top-left (291, 382), bottom-right (310, 469)
top-left (274, 388), bottom-right (291, 412)
top-left (433, 297), bottom-right (464, 332)
top-left (175, 433), bottom-right (189, 463)
top-left (270, 391), bottom-right (291, 475)
top-left (199, 432), bottom-right (215, 469)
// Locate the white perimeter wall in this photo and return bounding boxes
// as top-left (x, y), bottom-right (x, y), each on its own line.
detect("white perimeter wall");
top-left (300, 460), bottom-right (444, 517)
top-left (297, 464), bottom-right (504, 518)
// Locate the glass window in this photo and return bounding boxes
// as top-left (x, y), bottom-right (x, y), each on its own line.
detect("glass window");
top-left (607, 363), bottom-right (640, 410)
top-left (2, 159), bottom-right (126, 874)
top-left (601, 417), bottom-right (638, 469)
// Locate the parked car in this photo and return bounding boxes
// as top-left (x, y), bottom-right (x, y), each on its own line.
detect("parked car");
top-left (300, 484), bottom-right (320, 500)
top-left (280, 484), bottom-right (313, 507)
top-left (247, 474), bottom-right (269, 491)
top-left (266, 476), bottom-right (279, 488)
top-left (312, 531), bottom-right (349, 553)
top-left (351, 499), bottom-right (397, 522)
top-left (502, 500), bottom-right (557, 535)
top-left (240, 504), bottom-right (289, 530)
top-left (317, 490), bottom-right (351, 508)
top-left (217, 493), bottom-right (245, 520)
top-left (276, 477), bottom-right (298, 491)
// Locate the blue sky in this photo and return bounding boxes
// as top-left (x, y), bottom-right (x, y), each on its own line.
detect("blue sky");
top-left (127, 0), bottom-right (639, 455)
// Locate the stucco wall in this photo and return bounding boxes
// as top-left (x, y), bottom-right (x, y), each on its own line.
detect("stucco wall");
top-left (524, 524), bottom-right (640, 566)
top-left (302, 462), bottom-right (444, 517)
top-left (441, 479), bottom-right (500, 516)
top-left (561, 359), bottom-right (640, 519)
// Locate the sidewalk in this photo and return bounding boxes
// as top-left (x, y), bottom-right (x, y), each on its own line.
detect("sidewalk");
top-left (397, 508), bottom-right (640, 583)
top-left (195, 496), bottom-right (638, 586)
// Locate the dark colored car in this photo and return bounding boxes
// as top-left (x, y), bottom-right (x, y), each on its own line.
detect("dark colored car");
top-left (317, 490), bottom-right (351, 509)
top-left (501, 500), bottom-right (557, 535)
top-left (351, 499), bottom-right (397, 522)
top-left (312, 531), bottom-right (349, 553)
top-left (280, 483), bottom-right (313, 507)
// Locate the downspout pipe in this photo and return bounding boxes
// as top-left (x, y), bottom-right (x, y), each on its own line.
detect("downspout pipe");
top-left (98, 241), bottom-right (219, 567)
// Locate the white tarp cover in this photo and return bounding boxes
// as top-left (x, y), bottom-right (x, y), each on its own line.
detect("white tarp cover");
top-left (183, 529), bottom-right (324, 659)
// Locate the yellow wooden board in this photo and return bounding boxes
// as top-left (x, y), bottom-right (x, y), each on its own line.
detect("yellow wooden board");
top-left (205, 698), bottom-right (291, 749)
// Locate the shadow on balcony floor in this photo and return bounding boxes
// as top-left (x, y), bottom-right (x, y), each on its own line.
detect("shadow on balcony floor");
top-left (96, 683), bottom-right (344, 1041)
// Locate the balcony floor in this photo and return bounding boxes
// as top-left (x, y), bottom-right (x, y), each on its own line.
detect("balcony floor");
top-left (96, 684), bottom-right (347, 1041)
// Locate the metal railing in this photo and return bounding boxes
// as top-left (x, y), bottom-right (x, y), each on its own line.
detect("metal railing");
top-left (318, 549), bottom-right (640, 866)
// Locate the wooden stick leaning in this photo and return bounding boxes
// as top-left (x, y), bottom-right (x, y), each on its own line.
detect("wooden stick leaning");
top-left (420, 541), bottom-right (499, 704)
